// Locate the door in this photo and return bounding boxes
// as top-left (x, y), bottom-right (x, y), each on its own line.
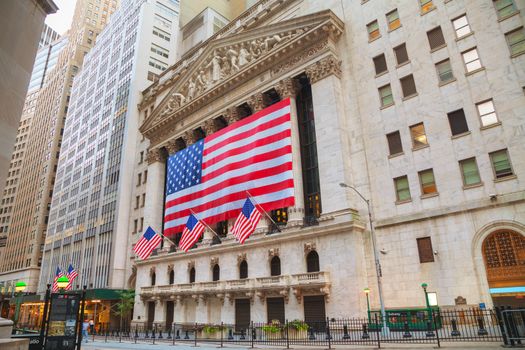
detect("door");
top-left (147, 301), bottom-right (155, 330)
top-left (267, 297), bottom-right (285, 324)
top-left (303, 295), bottom-right (326, 332)
top-left (165, 301), bottom-right (174, 331)
top-left (235, 299), bottom-right (251, 332)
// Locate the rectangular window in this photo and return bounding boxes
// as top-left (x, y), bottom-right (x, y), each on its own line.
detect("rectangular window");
top-left (400, 74), bottom-right (417, 98)
top-left (394, 43), bottom-right (409, 65)
top-left (447, 109), bottom-right (469, 135)
top-left (367, 20), bottom-right (380, 41)
top-left (133, 219), bottom-right (138, 233)
top-left (144, 170), bottom-right (148, 183)
top-left (141, 194), bottom-right (146, 207)
top-left (476, 99), bottom-right (498, 127)
top-left (417, 237), bottom-right (434, 263)
top-left (490, 149), bottom-right (514, 179)
top-left (137, 173), bottom-right (142, 186)
top-left (387, 131), bottom-right (403, 155)
top-left (494, 0), bottom-right (517, 19)
top-left (427, 27), bottom-right (446, 50)
top-left (505, 28), bottom-right (525, 56)
top-left (139, 217), bottom-right (144, 232)
top-left (420, 0), bottom-right (434, 14)
top-left (379, 84), bottom-right (394, 107)
top-left (135, 196), bottom-right (139, 209)
top-left (462, 48), bottom-right (482, 73)
top-left (373, 54), bottom-right (388, 75)
top-left (459, 158), bottom-right (481, 186)
top-left (386, 9), bottom-right (401, 31)
top-left (419, 169), bottom-right (437, 195)
top-left (452, 15), bottom-right (471, 38)
top-left (394, 176), bottom-right (411, 202)
top-left (436, 59), bottom-right (454, 84)
top-left (410, 123), bottom-right (428, 148)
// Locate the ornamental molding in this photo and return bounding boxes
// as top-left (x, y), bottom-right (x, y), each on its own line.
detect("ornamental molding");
top-left (268, 248), bottom-right (280, 257)
top-left (139, 10), bottom-right (344, 145)
top-left (187, 261), bottom-right (195, 271)
top-left (305, 55), bottom-right (342, 84)
top-left (146, 148), bottom-right (165, 164)
top-left (210, 257), bottom-right (219, 267)
top-left (237, 252), bottom-right (247, 264)
top-left (304, 242), bottom-right (316, 254)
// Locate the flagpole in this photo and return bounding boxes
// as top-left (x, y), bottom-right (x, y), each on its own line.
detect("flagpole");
top-left (156, 230), bottom-right (177, 247)
top-left (190, 209), bottom-right (222, 241)
top-left (245, 191), bottom-right (282, 233)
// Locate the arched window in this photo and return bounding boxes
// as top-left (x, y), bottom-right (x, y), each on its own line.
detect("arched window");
top-left (239, 260), bottom-right (248, 279)
top-left (151, 272), bottom-right (156, 286)
top-left (270, 256), bottom-right (281, 276)
top-left (212, 264), bottom-right (220, 281)
top-left (306, 251), bottom-right (320, 272)
top-left (169, 269), bottom-right (174, 284)
top-left (189, 267), bottom-right (195, 283)
top-left (483, 230), bottom-right (525, 290)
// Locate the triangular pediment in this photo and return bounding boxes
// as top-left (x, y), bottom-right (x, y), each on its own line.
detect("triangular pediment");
top-left (140, 9), bottom-right (343, 141)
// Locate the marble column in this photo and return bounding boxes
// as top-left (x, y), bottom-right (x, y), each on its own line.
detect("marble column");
top-left (144, 148), bottom-right (166, 241)
top-left (154, 299), bottom-right (165, 325)
top-left (275, 78), bottom-right (305, 226)
top-left (306, 56), bottom-right (352, 215)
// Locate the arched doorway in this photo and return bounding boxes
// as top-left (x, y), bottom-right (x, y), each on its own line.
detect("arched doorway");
top-left (482, 230), bottom-right (525, 307)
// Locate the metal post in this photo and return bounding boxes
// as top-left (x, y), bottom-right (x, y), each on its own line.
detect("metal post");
top-left (220, 322), bottom-right (223, 348)
top-left (93, 302), bottom-right (98, 341)
top-left (194, 322), bottom-right (197, 347)
top-left (285, 319), bottom-right (290, 349)
top-left (77, 286), bottom-right (87, 350)
top-left (326, 317), bottom-right (332, 348)
top-left (366, 293), bottom-right (371, 324)
top-left (250, 321), bottom-right (254, 348)
top-left (40, 284), bottom-right (51, 350)
top-left (374, 313), bottom-right (381, 348)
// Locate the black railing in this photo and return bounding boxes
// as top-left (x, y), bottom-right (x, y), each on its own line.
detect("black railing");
top-left (87, 308), bottom-right (524, 348)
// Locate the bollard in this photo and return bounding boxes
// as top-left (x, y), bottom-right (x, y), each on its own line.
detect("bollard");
top-left (167, 326), bottom-right (172, 339)
top-left (152, 324), bottom-right (156, 345)
top-left (361, 323), bottom-right (370, 339)
top-left (308, 327), bottom-right (316, 340)
top-left (451, 319), bottom-right (460, 337)
top-left (228, 328), bottom-right (234, 340)
top-left (175, 329), bottom-right (180, 339)
top-left (403, 321), bottom-right (412, 338)
top-left (425, 320), bottom-right (435, 337)
top-left (158, 326), bottom-right (163, 339)
top-left (343, 324), bottom-right (350, 340)
top-left (145, 328), bottom-right (149, 338)
top-left (477, 317), bottom-right (488, 336)
top-left (184, 329), bottom-right (189, 339)
top-left (240, 328), bottom-right (246, 340)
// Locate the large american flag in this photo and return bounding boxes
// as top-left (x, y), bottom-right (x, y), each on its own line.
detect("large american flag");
top-left (134, 226), bottom-right (162, 260)
top-left (51, 267), bottom-right (64, 292)
top-left (66, 264), bottom-right (78, 290)
top-left (232, 198), bottom-right (262, 244)
top-left (164, 98), bottom-right (294, 234)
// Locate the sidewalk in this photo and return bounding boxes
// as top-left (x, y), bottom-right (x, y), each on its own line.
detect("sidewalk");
top-left (83, 339), bottom-right (506, 350)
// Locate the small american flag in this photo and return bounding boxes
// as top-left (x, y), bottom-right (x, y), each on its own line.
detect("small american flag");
top-left (66, 264), bottom-right (78, 290)
top-left (231, 198), bottom-right (262, 244)
top-left (179, 214), bottom-right (205, 252)
top-left (133, 227), bottom-right (162, 260)
top-left (52, 267), bottom-right (64, 292)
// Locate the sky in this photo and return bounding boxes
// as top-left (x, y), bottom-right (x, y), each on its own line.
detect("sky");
top-left (45, 0), bottom-right (78, 35)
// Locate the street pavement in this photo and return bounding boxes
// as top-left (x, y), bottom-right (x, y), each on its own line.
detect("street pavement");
top-left (83, 339), bottom-right (506, 350)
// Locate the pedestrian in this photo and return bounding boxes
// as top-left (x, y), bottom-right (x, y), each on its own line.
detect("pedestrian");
top-left (82, 319), bottom-right (89, 342)
top-left (89, 319), bottom-right (94, 335)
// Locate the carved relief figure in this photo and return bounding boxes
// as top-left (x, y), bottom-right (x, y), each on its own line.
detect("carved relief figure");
top-left (206, 50), bottom-right (223, 82)
top-left (187, 78), bottom-right (196, 101)
top-left (227, 48), bottom-right (240, 72)
top-left (238, 43), bottom-right (251, 67)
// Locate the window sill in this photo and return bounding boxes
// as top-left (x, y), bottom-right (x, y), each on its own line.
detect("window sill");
top-left (480, 121), bottom-right (502, 130)
top-left (388, 24), bottom-right (402, 33)
top-left (497, 10), bottom-right (520, 22)
top-left (430, 44), bottom-right (446, 53)
top-left (510, 51), bottom-right (525, 59)
top-left (412, 144), bottom-right (429, 151)
top-left (369, 35), bottom-right (382, 43)
top-left (395, 199), bottom-right (412, 205)
top-left (402, 93), bottom-right (418, 101)
top-left (396, 60), bottom-right (411, 69)
top-left (451, 131), bottom-right (471, 139)
top-left (494, 174), bottom-right (517, 183)
top-left (465, 67), bottom-right (485, 76)
top-left (421, 192), bottom-right (439, 199)
top-left (455, 32), bottom-right (474, 42)
top-left (438, 78), bottom-right (457, 87)
top-left (420, 6), bottom-right (436, 16)
top-left (380, 102), bottom-right (395, 110)
top-left (463, 182), bottom-right (483, 190)
top-left (388, 152), bottom-right (404, 159)
top-left (375, 71), bottom-right (389, 78)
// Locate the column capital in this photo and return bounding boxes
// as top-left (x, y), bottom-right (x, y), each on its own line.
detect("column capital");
top-left (202, 119), bottom-right (218, 136)
top-left (247, 92), bottom-right (265, 113)
top-left (224, 107), bottom-right (241, 125)
top-left (181, 130), bottom-right (196, 146)
top-left (275, 78), bottom-right (301, 99)
top-left (146, 148), bottom-right (166, 164)
top-left (165, 139), bottom-right (181, 155)
top-left (305, 55), bottom-right (342, 84)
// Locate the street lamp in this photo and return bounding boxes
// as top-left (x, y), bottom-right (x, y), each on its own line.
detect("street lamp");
top-left (14, 281), bottom-right (27, 329)
top-left (339, 182), bottom-right (390, 335)
top-left (56, 276), bottom-right (69, 291)
top-left (364, 288), bottom-right (371, 323)
top-left (421, 283), bottom-right (432, 321)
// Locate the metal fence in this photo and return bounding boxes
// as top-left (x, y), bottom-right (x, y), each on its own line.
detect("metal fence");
top-left (87, 308), bottom-right (525, 348)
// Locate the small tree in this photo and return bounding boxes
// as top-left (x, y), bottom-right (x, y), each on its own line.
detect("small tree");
top-left (114, 289), bottom-right (135, 329)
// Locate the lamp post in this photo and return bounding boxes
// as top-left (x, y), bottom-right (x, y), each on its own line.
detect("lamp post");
top-left (421, 283), bottom-right (432, 321)
top-left (56, 276), bottom-right (69, 292)
top-left (364, 288), bottom-right (371, 323)
top-left (92, 299), bottom-right (101, 335)
top-left (339, 182), bottom-right (390, 335)
top-left (13, 281), bottom-right (27, 328)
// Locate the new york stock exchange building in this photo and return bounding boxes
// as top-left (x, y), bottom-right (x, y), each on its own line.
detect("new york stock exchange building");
top-left (129, 0), bottom-right (525, 330)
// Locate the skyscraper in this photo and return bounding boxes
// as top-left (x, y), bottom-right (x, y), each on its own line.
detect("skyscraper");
top-left (39, 0), bottom-right (180, 295)
top-left (39, 24), bottom-right (61, 49)
top-left (0, 0), bottom-right (118, 294)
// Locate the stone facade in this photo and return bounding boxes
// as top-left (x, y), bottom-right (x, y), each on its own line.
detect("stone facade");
top-left (132, 0), bottom-right (525, 326)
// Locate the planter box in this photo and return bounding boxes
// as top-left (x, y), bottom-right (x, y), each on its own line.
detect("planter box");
top-left (287, 329), bottom-right (308, 339)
